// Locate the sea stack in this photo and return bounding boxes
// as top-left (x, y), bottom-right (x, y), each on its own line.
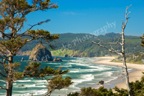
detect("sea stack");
top-left (29, 43), bottom-right (53, 61)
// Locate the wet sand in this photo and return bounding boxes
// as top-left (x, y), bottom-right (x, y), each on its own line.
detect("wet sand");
top-left (93, 56), bottom-right (144, 89)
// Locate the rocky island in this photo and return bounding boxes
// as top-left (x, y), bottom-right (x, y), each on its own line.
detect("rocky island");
top-left (29, 43), bottom-right (53, 61)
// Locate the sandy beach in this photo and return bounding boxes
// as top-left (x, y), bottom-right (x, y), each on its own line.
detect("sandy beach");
top-left (94, 56), bottom-right (144, 89)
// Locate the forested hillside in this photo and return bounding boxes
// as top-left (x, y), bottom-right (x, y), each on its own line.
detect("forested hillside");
top-left (20, 32), bottom-right (144, 57)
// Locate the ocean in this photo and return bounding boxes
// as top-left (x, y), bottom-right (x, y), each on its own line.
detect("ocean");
top-left (0, 56), bottom-right (123, 96)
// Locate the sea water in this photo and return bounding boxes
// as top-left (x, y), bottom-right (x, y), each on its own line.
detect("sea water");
top-left (0, 56), bottom-right (123, 96)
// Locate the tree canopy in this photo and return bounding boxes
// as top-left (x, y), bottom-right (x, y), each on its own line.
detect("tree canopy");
top-left (0, 0), bottom-right (71, 96)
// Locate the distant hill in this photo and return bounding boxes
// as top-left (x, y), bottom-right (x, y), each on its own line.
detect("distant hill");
top-left (20, 32), bottom-right (144, 57)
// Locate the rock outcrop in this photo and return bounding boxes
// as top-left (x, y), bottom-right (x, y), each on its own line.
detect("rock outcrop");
top-left (65, 54), bottom-right (69, 57)
top-left (53, 58), bottom-right (62, 62)
top-left (29, 43), bottom-right (53, 61)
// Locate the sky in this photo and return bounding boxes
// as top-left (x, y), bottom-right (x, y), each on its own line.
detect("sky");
top-left (26, 0), bottom-right (144, 36)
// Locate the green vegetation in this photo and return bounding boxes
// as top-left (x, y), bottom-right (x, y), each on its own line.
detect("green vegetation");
top-left (51, 49), bottom-right (88, 57)
top-left (0, 0), bottom-right (72, 96)
top-left (21, 33), bottom-right (144, 57)
top-left (112, 52), bottom-right (144, 64)
top-left (68, 87), bottom-right (116, 96)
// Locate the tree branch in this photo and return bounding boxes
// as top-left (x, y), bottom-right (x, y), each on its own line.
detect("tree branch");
top-left (122, 5), bottom-right (132, 32)
top-left (92, 39), bottom-right (122, 56)
top-left (18, 19), bottom-right (50, 37)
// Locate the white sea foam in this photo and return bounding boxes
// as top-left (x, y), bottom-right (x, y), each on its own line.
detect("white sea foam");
top-left (16, 80), bottom-right (31, 82)
top-left (0, 80), bottom-right (5, 82)
top-left (70, 68), bottom-right (97, 73)
top-left (70, 69), bottom-right (80, 73)
top-left (56, 64), bottom-right (72, 68)
top-left (14, 80), bottom-right (47, 88)
top-left (64, 61), bottom-right (114, 74)
top-left (68, 60), bottom-right (112, 72)
top-left (13, 89), bottom-right (47, 96)
top-left (33, 80), bottom-right (47, 83)
top-left (88, 65), bottom-right (112, 71)
top-left (105, 72), bottom-right (113, 76)
top-left (95, 71), bottom-right (113, 78)
top-left (67, 62), bottom-right (77, 64)
top-left (15, 79), bottom-right (47, 84)
top-left (71, 62), bottom-right (90, 67)
top-left (81, 74), bottom-right (95, 80)
top-left (22, 84), bottom-right (36, 87)
top-left (70, 68), bottom-right (108, 73)
top-left (105, 76), bottom-right (118, 83)
top-left (32, 89), bottom-right (47, 95)
top-left (71, 74), bottom-right (95, 88)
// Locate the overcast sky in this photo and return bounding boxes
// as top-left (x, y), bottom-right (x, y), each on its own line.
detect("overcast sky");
top-left (25, 0), bottom-right (144, 36)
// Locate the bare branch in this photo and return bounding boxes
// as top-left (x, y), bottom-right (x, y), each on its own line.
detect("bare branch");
top-left (122, 5), bottom-right (132, 32)
top-left (18, 19), bottom-right (50, 37)
top-left (92, 41), bottom-right (122, 56)
top-left (0, 32), bottom-right (11, 39)
top-left (125, 4), bottom-right (132, 19)
top-left (17, 23), bottom-right (24, 33)
top-left (114, 36), bottom-right (122, 46)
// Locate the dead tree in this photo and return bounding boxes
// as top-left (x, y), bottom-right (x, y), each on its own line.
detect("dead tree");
top-left (93, 5), bottom-right (132, 96)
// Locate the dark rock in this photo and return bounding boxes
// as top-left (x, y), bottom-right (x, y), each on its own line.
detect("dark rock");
top-left (99, 80), bottom-right (104, 85)
top-left (65, 54), bottom-right (69, 57)
top-left (73, 55), bottom-right (79, 57)
top-left (53, 58), bottom-right (62, 62)
top-left (29, 43), bottom-right (53, 61)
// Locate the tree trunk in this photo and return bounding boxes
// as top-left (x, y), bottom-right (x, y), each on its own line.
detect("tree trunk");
top-left (6, 55), bottom-right (13, 96)
top-left (6, 80), bottom-right (13, 96)
top-left (45, 89), bottom-right (53, 96)
top-left (122, 29), bottom-right (132, 96)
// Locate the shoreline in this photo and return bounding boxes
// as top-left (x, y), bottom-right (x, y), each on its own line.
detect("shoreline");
top-left (93, 56), bottom-right (144, 89)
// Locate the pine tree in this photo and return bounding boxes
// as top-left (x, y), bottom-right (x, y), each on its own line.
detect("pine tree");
top-left (0, 0), bottom-right (72, 96)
